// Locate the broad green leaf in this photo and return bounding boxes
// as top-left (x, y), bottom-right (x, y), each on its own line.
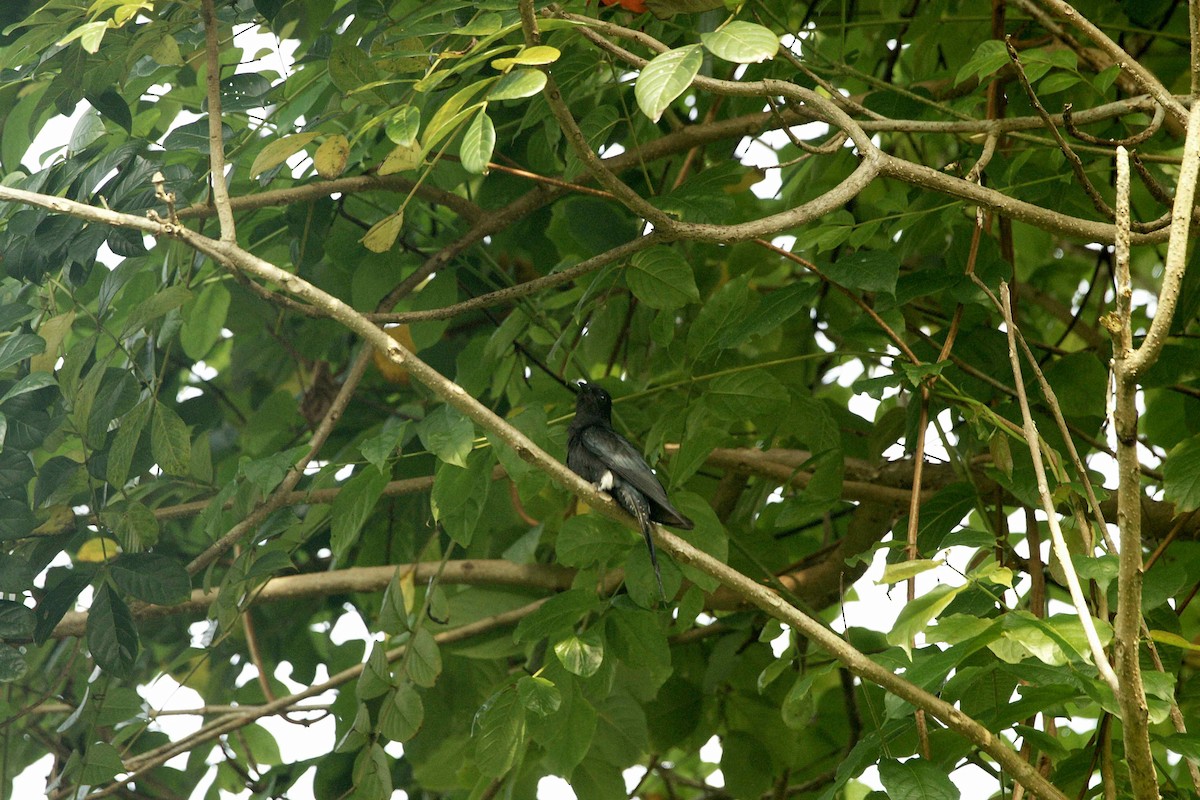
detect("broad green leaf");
top-left (378, 143), bottom-right (421, 175)
top-left (706, 370), bottom-right (788, 420)
top-left (430, 449), bottom-right (493, 546)
top-left (357, 642), bottom-right (394, 700)
top-left (700, 22), bottom-right (779, 64)
top-left (687, 275), bottom-right (753, 361)
top-left (180, 281), bottom-right (231, 360)
top-left (250, 132), bottom-right (320, 178)
top-left (0, 645), bottom-right (26, 682)
top-left (460, 110), bottom-right (496, 174)
top-left (554, 630), bottom-right (604, 677)
top-left (416, 404), bottom-right (475, 467)
top-left (954, 39), bottom-right (1009, 86)
top-left (627, 248), bottom-right (700, 309)
top-left (475, 689), bottom-right (525, 777)
top-left (0, 498), bottom-right (38, 541)
top-left (330, 466), bottom-right (389, 562)
top-left (106, 399), bottom-right (152, 487)
top-left (878, 757), bottom-right (960, 800)
top-left (406, 628), bottom-right (442, 687)
top-left (1164, 435), bottom-right (1200, 512)
top-left (386, 105), bottom-right (420, 146)
top-left (87, 584), bottom-right (139, 678)
top-left (422, 79), bottom-right (494, 152)
top-left (329, 40), bottom-right (380, 94)
top-left (490, 69), bottom-right (547, 101)
top-left (0, 334), bottom-right (45, 372)
top-left (635, 45), bottom-right (703, 123)
top-left (0, 600), bottom-right (35, 639)
top-left (514, 590), bottom-right (602, 643)
top-left (886, 583), bottom-right (963, 657)
top-left (352, 742), bottom-right (393, 800)
top-left (555, 515), bottom-right (632, 568)
top-left (110, 553), bottom-right (190, 605)
top-left (79, 742), bottom-right (125, 785)
top-left (151, 401), bottom-right (191, 475)
top-left (518, 676), bottom-right (561, 715)
top-left (34, 570), bottom-right (92, 643)
top-left (0, 372), bottom-right (57, 405)
top-left (379, 683), bottom-right (424, 742)
top-left (821, 250), bottom-right (899, 294)
top-left (119, 284), bottom-right (192, 339)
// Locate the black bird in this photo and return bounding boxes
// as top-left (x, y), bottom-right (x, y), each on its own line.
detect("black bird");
top-left (567, 382), bottom-right (694, 599)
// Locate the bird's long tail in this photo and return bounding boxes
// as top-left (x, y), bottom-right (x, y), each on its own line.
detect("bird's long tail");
top-left (639, 518), bottom-right (666, 603)
top-left (617, 484), bottom-right (666, 601)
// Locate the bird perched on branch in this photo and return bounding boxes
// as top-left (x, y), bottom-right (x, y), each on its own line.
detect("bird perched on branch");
top-left (566, 381), bottom-right (693, 599)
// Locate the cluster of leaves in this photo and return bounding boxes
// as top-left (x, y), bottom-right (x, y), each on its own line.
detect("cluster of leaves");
top-left (1, 0), bottom-right (1200, 799)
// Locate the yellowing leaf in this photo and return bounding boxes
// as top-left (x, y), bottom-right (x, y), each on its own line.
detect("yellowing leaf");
top-left (362, 211), bottom-right (404, 253)
top-left (378, 142), bottom-right (422, 175)
top-left (77, 536), bottom-right (121, 563)
top-left (250, 132), bottom-right (320, 178)
top-left (314, 134), bottom-right (350, 178)
top-left (491, 45), bottom-right (560, 70)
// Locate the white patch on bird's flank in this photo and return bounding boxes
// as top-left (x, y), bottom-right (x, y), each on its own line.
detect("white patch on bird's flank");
top-left (597, 471), bottom-right (615, 491)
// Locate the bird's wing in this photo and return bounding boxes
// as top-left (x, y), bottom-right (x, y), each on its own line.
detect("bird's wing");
top-left (579, 425), bottom-right (675, 509)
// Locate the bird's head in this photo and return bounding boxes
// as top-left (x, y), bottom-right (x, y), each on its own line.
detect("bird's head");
top-left (573, 381), bottom-right (613, 422)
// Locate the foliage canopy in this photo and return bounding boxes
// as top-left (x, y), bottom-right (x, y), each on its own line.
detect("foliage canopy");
top-left (3, 1), bottom-right (1200, 799)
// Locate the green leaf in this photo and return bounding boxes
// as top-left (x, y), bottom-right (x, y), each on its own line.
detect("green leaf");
top-left (1038, 72), bottom-right (1080, 94)
top-left (330, 466), bottom-right (389, 562)
top-left (490, 69), bottom-right (547, 100)
top-left (0, 334), bottom-right (45, 372)
top-left (180, 281), bottom-right (231, 360)
top-left (87, 584), bottom-right (139, 678)
top-left (151, 401), bottom-right (191, 475)
top-left (518, 676), bottom-right (562, 715)
top-left (878, 757), bottom-right (960, 800)
top-left (515, 590), bottom-right (602, 643)
top-left (554, 629), bottom-right (604, 677)
top-left (954, 39), bottom-right (1009, 86)
top-left (879, 559), bottom-right (942, 585)
top-left (0, 600), bottom-right (35, 639)
top-left (555, 515), bottom-right (633, 568)
top-left (107, 399), bottom-right (152, 487)
top-left (700, 22), bottom-right (779, 64)
top-left (110, 553), bottom-right (190, 605)
top-left (460, 109), bottom-right (496, 174)
top-left (386, 105), bottom-right (421, 146)
top-left (379, 683), bottom-right (424, 742)
top-left (706, 370), bottom-right (789, 420)
top-left (79, 742), bottom-right (125, 785)
top-left (357, 642), bottom-right (394, 700)
top-left (821, 250), bottom-right (899, 294)
top-left (1164, 435), bottom-right (1200, 512)
top-left (417, 405), bottom-right (475, 467)
top-left (0, 499), bottom-right (36, 542)
top-left (886, 584), bottom-right (963, 657)
top-left (422, 79), bottom-right (494, 152)
top-left (430, 449), bottom-right (493, 546)
top-left (0, 645), bottom-right (26, 682)
top-left (352, 742), bottom-right (393, 800)
top-left (687, 275), bottom-right (753, 361)
top-left (35, 570), bottom-right (92, 643)
top-left (360, 418), bottom-right (407, 473)
top-left (475, 689), bottom-right (526, 777)
top-left (627, 248), bottom-right (700, 310)
top-left (716, 283), bottom-right (817, 348)
top-left (119, 284), bottom-right (192, 339)
top-left (635, 45), bottom-right (703, 123)
top-left (406, 627), bottom-right (442, 687)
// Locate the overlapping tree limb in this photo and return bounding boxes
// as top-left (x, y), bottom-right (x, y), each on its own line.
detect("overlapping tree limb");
top-left (551, 10), bottom-right (1173, 245)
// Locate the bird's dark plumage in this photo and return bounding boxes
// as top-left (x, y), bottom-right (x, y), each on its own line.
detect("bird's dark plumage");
top-left (567, 382), bottom-right (693, 599)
